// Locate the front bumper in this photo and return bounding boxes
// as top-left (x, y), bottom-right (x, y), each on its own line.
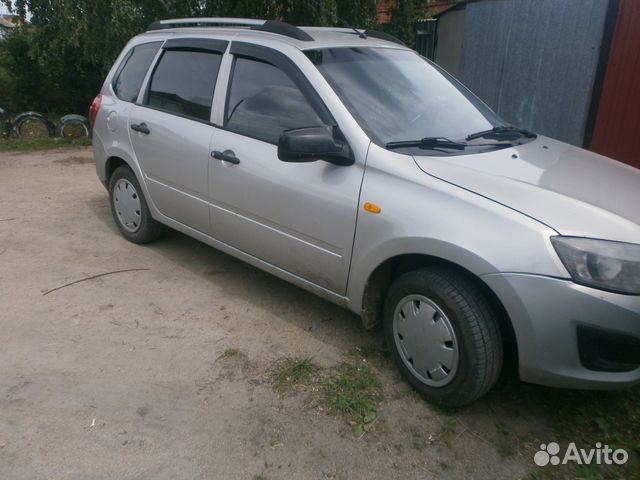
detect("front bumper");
top-left (482, 273), bottom-right (640, 389)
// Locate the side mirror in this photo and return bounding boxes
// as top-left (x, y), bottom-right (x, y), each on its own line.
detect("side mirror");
top-left (278, 126), bottom-right (354, 166)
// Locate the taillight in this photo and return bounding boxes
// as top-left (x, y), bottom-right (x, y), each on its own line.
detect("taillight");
top-left (89, 94), bottom-right (102, 127)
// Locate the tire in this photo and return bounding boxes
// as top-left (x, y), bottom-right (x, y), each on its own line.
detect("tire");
top-left (0, 107), bottom-right (11, 138)
top-left (383, 267), bottom-right (502, 407)
top-left (12, 111), bottom-right (56, 138)
top-left (108, 166), bottom-right (165, 244)
top-left (57, 114), bottom-right (92, 139)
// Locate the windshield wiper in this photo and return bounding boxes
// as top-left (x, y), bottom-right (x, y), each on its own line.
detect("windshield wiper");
top-left (386, 137), bottom-right (467, 150)
top-left (466, 125), bottom-right (536, 141)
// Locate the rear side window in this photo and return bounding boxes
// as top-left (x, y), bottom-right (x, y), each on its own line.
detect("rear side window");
top-left (225, 57), bottom-right (325, 144)
top-left (146, 50), bottom-right (222, 122)
top-left (112, 42), bottom-right (161, 103)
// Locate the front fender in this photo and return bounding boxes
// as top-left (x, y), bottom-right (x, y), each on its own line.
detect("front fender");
top-left (345, 144), bottom-right (567, 315)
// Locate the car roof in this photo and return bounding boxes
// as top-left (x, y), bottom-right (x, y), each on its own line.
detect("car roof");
top-left (137, 19), bottom-right (406, 51)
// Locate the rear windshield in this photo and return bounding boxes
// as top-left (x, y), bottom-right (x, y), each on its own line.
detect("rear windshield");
top-left (306, 47), bottom-right (507, 149)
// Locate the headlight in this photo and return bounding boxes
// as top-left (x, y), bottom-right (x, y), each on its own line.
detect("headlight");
top-left (551, 237), bottom-right (640, 295)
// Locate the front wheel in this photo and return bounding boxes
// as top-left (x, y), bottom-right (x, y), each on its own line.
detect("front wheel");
top-left (383, 267), bottom-right (502, 407)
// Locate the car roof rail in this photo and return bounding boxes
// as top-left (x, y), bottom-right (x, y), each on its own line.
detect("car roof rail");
top-left (148, 18), bottom-right (264, 30)
top-left (363, 30), bottom-right (405, 45)
top-left (252, 20), bottom-right (314, 41)
top-left (147, 18), bottom-right (314, 42)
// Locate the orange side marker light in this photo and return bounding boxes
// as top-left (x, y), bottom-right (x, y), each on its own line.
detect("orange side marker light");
top-left (364, 202), bottom-right (382, 214)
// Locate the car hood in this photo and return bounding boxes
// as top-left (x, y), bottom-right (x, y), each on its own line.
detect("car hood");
top-left (412, 135), bottom-right (640, 243)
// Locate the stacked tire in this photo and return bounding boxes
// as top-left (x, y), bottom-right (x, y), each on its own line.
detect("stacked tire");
top-left (0, 109), bottom-right (92, 139)
top-left (12, 111), bottom-right (56, 138)
top-left (57, 114), bottom-right (92, 139)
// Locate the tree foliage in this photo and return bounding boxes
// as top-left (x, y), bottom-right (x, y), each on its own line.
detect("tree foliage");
top-left (0, 0), bottom-right (389, 114)
top-left (383, 0), bottom-right (418, 49)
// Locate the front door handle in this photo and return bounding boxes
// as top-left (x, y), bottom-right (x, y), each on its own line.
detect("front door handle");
top-left (130, 122), bottom-right (150, 135)
top-left (212, 150), bottom-right (240, 165)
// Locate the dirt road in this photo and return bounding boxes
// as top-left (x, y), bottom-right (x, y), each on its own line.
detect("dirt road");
top-left (0, 149), bottom-right (547, 479)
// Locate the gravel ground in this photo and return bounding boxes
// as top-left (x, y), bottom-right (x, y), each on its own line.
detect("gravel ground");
top-left (0, 148), bottom-right (550, 480)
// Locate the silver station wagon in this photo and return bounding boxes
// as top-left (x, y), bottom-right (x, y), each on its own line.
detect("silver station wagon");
top-left (91, 18), bottom-right (640, 406)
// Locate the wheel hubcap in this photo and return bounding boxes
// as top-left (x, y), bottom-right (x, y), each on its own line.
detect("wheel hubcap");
top-left (113, 179), bottom-right (142, 233)
top-left (393, 295), bottom-right (459, 387)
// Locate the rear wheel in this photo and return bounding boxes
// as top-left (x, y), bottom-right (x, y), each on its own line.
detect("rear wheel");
top-left (108, 166), bottom-right (165, 244)
top-left (383, 267), bottom-right (502, 407)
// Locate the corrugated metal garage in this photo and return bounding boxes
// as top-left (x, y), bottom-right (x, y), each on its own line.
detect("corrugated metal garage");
top-left (430, 0), bottom-right (640, 169)
top-left (435, 0), bottom-right (611, 147)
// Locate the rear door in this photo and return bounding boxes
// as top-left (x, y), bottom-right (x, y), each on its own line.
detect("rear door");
top-left (129, 38), bottom-right (227, 233)
top-left (208, 43), bottom-right (365, 294)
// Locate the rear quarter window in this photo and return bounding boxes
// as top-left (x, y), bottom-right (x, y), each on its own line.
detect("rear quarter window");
top-left (112, 42), bottom-right (162, 103)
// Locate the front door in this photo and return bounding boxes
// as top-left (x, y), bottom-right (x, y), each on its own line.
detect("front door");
top-left (209, 46), bottom-right (365, 294)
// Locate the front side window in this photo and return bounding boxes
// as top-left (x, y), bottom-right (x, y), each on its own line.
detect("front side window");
top-left (146, 49), bottom-right (222, 122)
top-left (113, 42), bottom-right (162, 103)
top-left (225, 57), bottom-right (325, 144)
top-left (307, 47), bottom-right (523, 154)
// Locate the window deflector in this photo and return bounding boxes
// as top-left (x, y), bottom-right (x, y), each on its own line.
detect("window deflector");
top-left (136, 38), bottom-right (229, 121)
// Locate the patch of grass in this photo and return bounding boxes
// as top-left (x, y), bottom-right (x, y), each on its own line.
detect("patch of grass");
top-left (494, 419), bottom-right (516, 458)
top-left (272, 357), bottom-right (321, 394)
top-left (437, 417), bottom-right (457, 448)
top-left (58, 123), bottom-right (88, 139)
top-left (221, 347), bottom-right (242, 359)
top-left (18, 119), bottom-right (50, 138)
top-left (217, 347), bottom-right (251, 373)
top-left (391, 386), bottom-right (420, 401)
top-left (269, 357), bottom-right (385, 437)
top-left (430, 401), bottom-right (459, 418)
top-left (0, 137), bottom-right (91, 152)
top-left (320, 362), bottom-right (383, 435)
top-left (493, 382), bottom-right (640, 480)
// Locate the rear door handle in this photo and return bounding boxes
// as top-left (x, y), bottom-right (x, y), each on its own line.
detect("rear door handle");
top-left (212, 150), bottom-right (240, 165)
top-left (130, 122), bottom-right (150, 135)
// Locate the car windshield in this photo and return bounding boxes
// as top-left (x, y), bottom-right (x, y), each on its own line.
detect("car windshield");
top-left (306, 47), bottom-right (506, 150)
